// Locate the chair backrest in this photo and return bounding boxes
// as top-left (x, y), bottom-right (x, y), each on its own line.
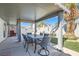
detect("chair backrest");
top-left (40, 33), bottom-right (43, 35)
top-left (27, 33), bottom-right (32, 35)
top-left (44, 33), bottom-right (49, 37)
top-left (40, 35), bottom-right (49, 47)
top-left (22, 34), bottom-right (27, 41)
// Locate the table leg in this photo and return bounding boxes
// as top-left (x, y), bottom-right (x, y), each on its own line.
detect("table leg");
top-left (34, 40), bottom-right (37, 53)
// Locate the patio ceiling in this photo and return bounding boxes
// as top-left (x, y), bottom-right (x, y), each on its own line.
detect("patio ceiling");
top-left (0, 3), bottom-right (69, 23)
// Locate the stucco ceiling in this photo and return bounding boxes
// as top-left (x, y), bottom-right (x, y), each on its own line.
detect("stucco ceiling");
top-left (0, 3), bottom-right (63, 21)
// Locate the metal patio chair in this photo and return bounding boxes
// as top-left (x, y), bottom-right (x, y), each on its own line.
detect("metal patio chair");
top-left (36, 34), bottom-right (50, 56)
top-left (22, 34), bottom-right (33, 52)
top-left (40, 33), bottom-right (43, 36)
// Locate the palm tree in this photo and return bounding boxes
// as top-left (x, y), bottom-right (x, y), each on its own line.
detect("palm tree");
top-left (37, 21), bottom-right (45, 27)
top-left (64, 3), bottom-right (79, 39)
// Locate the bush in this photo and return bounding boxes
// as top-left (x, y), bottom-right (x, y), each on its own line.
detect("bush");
top-left (51, 37), bottom-right (58, 44)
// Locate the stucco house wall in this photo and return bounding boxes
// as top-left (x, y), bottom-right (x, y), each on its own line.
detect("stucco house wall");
top-left (0, 18), bottom-right (8, 43)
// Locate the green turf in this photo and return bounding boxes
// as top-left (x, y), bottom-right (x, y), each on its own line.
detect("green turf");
top-left (51, 38), bottom-right (79, 52)
top-left (64, 40), bottom-right (79, 52)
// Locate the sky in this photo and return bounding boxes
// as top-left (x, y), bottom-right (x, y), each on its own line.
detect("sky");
top-left (44, 16), bottom-right (58, 25)
top-left (21, 16), bottom-right (58, 26)
top-left (21, 22), bottom-right (31, 26)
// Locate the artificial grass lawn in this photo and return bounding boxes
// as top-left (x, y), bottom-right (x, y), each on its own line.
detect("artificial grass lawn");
top-left (64, 40), bottom-right (79, 52)
top-left (51, 38), bottom-right (79, 52)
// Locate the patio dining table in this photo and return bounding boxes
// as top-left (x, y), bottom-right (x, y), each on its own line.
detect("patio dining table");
top-left (27, 34), bottom-right (44, 53)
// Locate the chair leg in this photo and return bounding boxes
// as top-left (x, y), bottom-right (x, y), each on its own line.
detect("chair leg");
top-left (34, 41), bottom-right (37, 53)
top-left (26, 43), bottom-right (29, 53)
top-left (38, 48), bottom-right (50, 56)
top-left (24, 41), bottom-right (26, 48)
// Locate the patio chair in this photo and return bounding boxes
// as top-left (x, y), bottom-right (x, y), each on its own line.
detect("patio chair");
top-left (22, 34), bottom-right (33, 52)
top-left (40, 33), bottom-right (43, 36)
top-left (36, 34), bottom-right (50, 56)
top-left (27, 33), bottom-right (32, 35)
top-left (22, 34), bottom-right (27, 48)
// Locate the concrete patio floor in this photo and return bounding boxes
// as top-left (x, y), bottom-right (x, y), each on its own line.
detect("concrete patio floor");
top-left (0, 36), bottom-right (70, 56)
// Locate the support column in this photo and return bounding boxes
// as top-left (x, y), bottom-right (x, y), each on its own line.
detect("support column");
top-left (57, 11), bottom-right (63, 51)
top-left (33, 22), bottom-right (37, 36)
top-left (16, 19), bottom-right (21, 42)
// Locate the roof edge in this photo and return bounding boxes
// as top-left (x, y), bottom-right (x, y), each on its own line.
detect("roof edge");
top-left (55, 3), bottom-right (70, 14)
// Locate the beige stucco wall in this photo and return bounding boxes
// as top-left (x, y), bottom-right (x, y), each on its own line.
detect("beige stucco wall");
top-left (0, 18), bottom-right (8, 43)
top-left (75, 24), bottom-right (79, 38)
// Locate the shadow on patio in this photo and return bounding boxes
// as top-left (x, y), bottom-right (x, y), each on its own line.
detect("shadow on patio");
top-left (0, 36), bottom-right (71, 56)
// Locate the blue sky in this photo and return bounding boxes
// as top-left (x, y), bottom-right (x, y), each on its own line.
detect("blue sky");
top-left (44, 16), bottom-right (58, 25)
top-left (21, 22), bottom-right (31, 26)
top-left (21, 16), bottom-right (58, 26)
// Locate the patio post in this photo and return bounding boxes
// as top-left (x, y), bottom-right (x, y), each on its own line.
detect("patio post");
top-left (34, 6), bottom-right (37, 36)
top-left (16, 19), bottom-right (21, 42)
top-left (57, 11), bottom-right (63, 51)
top-left (33, 22), bottom-right (36, 36)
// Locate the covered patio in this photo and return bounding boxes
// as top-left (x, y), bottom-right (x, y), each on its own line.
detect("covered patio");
top-left (0, 3), bottom-right (70, 56)
top-left (0, 36), bottom-right (70, 56)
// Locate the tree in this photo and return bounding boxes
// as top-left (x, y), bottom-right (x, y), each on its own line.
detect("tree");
top-left (37, 21), bottom-right (46, 27)
top-left (64, 3), bottom-right (79, 39)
